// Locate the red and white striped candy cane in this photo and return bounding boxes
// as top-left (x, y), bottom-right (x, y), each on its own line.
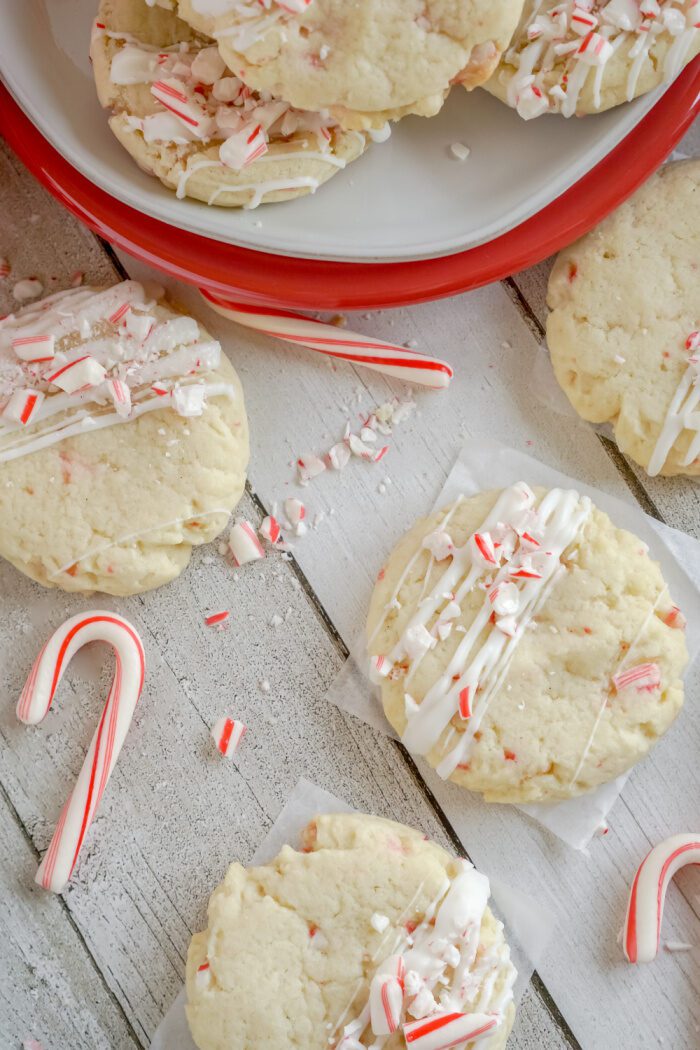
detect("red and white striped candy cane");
top-left (403, 1011), bottom-right (500, 1049)
top-left (17, 612), bottom-right (145, 893)
top-left (200, 291), bottom-right (454, 390)
top-left (622, 834), bottom-right (700, 964)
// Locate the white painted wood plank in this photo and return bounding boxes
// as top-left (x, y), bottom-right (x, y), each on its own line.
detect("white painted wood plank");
top-left (0, 145), bottom-right (570, 1049)
top-left (0, 784), bottom-right (141, 1049)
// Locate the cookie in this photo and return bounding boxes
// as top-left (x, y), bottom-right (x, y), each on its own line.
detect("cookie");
top-left (186, 812), bottom-right (516, 1050)
top-left (0, 280), bottom-right (249, 596)
top-left (91, 0), bottom-right (366, 209)
top-left (173, 0), bottom-right (526, 131)
top-left (485, 1), bottom-right (700, 119)
top-left (367, 484), bottom-right (688, 804)
top-left (547, 160), bottom-right (700, 477)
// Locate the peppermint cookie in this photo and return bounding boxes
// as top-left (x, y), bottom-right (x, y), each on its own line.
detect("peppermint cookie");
top-left (186, 812), bottom-right (517, 1050)
top-left (176, 0), bottom-right (526, 131)
top-left (0, 281), bottom-right (248, 595)
top-left (91, 0), bottom-right (366, 209)
top-left (367, 484), bottom-right (688, 804)
top-left (547, 160), bottom-right (700, 477)
top-left (485, 1), bottom-right (700, 119)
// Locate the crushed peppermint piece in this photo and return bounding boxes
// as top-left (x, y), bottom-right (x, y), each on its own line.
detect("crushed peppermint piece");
top-left (269, 613), bottom-right (284, 627)
top-left (205, 611), bottom-right (230, 627)
top-left (370, 912), bottom-right (390, 933)
top-left (284, 497), bottom-right (306, 534)
top-left (229, 519), bottom-right (265, 566)
top-left (449, 142), bottom-right (471, 160)
top-left (613, 662), bottom-right (661, 693)
top-left (211, 716), bottom-right (246, 757)
top-left (297, 454), bottom-right (326, 484)
top-left (0, 257), bottom-right (10, 278)
top-left (259, 515), bottom-right (282, 544)
top-left (2, 389), bottom-right (45, 426)
top-left (12, 277), bottom-right (43, 301)
top-left (664, 941), bottom-right (693, 953)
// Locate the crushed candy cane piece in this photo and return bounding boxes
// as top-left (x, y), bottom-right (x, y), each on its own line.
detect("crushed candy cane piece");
top-left (284, 497), bottom-right (306, 534)
top-left (370, 912), bottom-right (390, 933)
top-left (404, 624), bottom-right (436, 660)
top-left (370, 654), bottom-right (391, 681)
top-left (229, 519), bottom-right (266, 566)
top-left (488, 582), bottom-right (520, 617)
top-left (663, 606), bottom-right (687, 629)
top-left (259, 515), bottom-right (282, 544)
top-left (613, 662), bottom-right (661, 693)
top-left (403, 1011), bottom-right (499, 1048)
top-left (458, 687), bottom-right (472, 719)
top-left (195, 961), bottom-right (212, 990)
top-left (469, 531), bottom-right (497, 566)
top-left (0, 257), bottom-right (10, 278)
top-left (370, 973), bottom-right (403, 1035)
top-left (450, 142), bottom-right (471, 160)
top-left (2, 388), bottom-right (44, 426)
top-left (219, 122), bottom-right (268, 170)
top-left (107, 378), bottom-right (132, 417)
top-left (12, 278), bottom-right (43, 301)
top-left (422, 530), bottom-right (454, 561)
top-left (205, 611), bottom-right (230, 627)
top-left (47, 355), bottom-right (106, 393)
top-left (297, 454), bottom-right (326, 484)
top-left (211, 716), bottom-right (246, 757)
top-left (12, 333), bottom-right (55, 362)
top-left (327, 441), bottom-right (351, 470)
top-left (172, 384), bottom-right (207, 416)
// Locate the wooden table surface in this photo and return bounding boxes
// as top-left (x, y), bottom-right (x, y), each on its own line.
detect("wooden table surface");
top-left (1, 124), bottom-right (699, 1050)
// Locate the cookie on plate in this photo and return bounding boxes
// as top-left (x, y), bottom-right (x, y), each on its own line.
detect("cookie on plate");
top-left (547, 160), bottom-right (699, 477)
top-left (367, 484), bottom-right (688, 804)
top-left (91, 0), bottom-right (367, 208)
top-left (485, 1), bottom-right (700, 119)
top-left (0, 280), bottom-right (248, 595)
top-left (186, 812), bottom-right (517, 1050)
top-left (172, 0), bottom-right (526, 131)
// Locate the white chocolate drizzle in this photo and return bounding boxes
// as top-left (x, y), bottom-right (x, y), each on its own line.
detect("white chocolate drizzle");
top-left (371, 484), bottom-right (592, 779)
top-left (501, 0), bottom-right (699, 120)
top-left (647, 331), bottom-right (700, 475)
top-left (334, 860), bottom-right (516, 1047)
top-left (0, 282), bottom-right (236, 463)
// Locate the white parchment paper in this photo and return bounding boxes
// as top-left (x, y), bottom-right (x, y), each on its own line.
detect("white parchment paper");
top-left (327, 438), bottom-right (700, 851)
top-left (150, 777), bottom-right (554, 1049)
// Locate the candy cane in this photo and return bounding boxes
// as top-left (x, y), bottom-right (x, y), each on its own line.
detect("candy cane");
top-left (623, 834), bottom-right (700, 963)
top-left (200, 291), bottom-right (454, 390)
top-left (17, 612), bottom-right (145, 893)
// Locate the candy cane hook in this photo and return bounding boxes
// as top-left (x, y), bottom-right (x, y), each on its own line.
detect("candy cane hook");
top-left (200, 290), bottom-right (454, 390)
top-left (623, 834), bottom-right (700, 963)
top-left (17, 612), bottom-right (145, 893)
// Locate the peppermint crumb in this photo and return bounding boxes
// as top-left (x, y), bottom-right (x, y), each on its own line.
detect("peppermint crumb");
top-left (269, 614), bottom-right (283, 627)
top-left (614, 355), bottom-right (626, 364)
top-left (450, 142), bottom-right (471, 161)
top-left (664, 941), bottom-right (693, 953)
top-left (259, 679), bottom-right (271, 693)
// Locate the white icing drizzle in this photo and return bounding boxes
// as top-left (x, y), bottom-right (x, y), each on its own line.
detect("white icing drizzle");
top-left (648, 332), bottom-right (700, 475)
top-left (335, 860), bottom-right (516, 1046)
top-left (0, 282), bottom-right (235, 463)
top-left (501, 0), bottom-right (700, 119)
top-left (371, 485), bottom-right (593, 779)
top-left (48, 506), bottom-right (234, 579)
top-left (98, 22), bottom-right (360, 208)
top-left (568, 581), bottom-right (668, 785)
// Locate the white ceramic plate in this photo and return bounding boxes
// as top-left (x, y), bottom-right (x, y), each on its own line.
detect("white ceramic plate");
top-left (0, 0), bottom-right (669, 263)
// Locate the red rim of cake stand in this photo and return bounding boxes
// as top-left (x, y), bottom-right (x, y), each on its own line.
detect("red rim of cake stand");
top-left (1, 63), bottom-right (698, 312)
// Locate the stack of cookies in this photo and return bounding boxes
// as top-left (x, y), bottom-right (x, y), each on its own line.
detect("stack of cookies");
top-left (91, 0), bottom-right (700, 209)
